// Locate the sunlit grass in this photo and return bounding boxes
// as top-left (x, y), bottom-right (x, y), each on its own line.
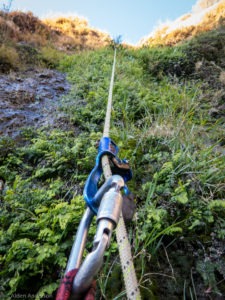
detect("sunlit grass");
top-left (141, 1), bottom-right (225, 46)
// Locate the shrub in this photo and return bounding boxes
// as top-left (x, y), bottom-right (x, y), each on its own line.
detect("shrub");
top-left (0, 44), bottom-right (19, 72)
top-left (39, 46), bottom-right (65, 68)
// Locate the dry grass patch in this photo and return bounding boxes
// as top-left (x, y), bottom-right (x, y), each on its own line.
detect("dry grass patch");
top-left (43, 16), bottom-right (111, 50)
top-left (0, 11), bottom-right (111, 51)
top-left (142, 1), bottom-right (225, 46)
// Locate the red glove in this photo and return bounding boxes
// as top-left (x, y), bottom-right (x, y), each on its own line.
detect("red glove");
top-left (56, 269), bottom-right (96, 300)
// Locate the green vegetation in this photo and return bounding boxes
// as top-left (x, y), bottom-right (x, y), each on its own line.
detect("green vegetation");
top-left (0, 26), bottom-right (225, 299)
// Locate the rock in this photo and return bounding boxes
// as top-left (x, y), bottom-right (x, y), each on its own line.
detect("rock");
top-left (0, 68), bottom-right (71, 138)
top-left (122, 193), bottom-right (136, 223)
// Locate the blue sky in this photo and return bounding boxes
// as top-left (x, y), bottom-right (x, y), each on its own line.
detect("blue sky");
top-left (9, 0), bottom-right (197, 44)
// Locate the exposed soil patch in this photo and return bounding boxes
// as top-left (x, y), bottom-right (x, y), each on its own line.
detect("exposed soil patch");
top-left (0, 68), bottom-right (71, 138)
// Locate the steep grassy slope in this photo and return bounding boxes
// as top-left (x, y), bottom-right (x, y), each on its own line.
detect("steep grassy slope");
top-left (0, 27), bottom-right (225, 299)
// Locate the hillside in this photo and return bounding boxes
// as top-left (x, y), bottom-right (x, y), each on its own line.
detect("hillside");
top-left (43, 16), bottom-right (111, 51)
top-left (140, 0), bottom-right (225, 46)
top-left (0, 8), bottom-right (225, 300)
top-left (0, 11), bottom-right (111, 72)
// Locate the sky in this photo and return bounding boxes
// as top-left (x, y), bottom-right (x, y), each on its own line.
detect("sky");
top-left (6, 0), bottom-right (198, 44)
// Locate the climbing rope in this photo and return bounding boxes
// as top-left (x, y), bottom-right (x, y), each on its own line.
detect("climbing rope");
top-left (56, 47), bottom-right (141, 300)
top-left (102, 48), bottom-right (141, 299)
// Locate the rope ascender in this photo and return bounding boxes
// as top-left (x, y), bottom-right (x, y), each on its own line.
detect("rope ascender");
top-left (56, 48), bottom-right (141, 300)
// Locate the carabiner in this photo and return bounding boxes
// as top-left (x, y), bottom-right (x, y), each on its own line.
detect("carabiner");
top-left (66, 175), bottom-right (124, 298)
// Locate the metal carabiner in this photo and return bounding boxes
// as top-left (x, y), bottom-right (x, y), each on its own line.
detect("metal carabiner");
top-left (66, 175), bottom-right (124, 299)
top-left (65, 207), bottom-right (94, 274)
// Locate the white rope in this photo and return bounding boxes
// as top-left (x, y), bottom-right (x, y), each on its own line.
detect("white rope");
top-left (102, 48), bottom-right (141, 299)
top-left (103, 49), bottom-right (116, 138)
